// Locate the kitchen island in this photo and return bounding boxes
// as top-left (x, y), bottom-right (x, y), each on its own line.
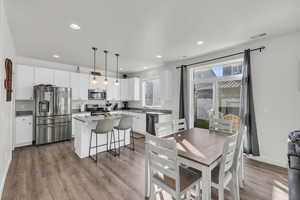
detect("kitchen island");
top-left (73, 114), bottom-right (132, 158)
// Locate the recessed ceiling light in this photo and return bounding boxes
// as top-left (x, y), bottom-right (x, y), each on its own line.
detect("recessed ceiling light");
top-left (120, 68), bottom-right (123, 70)
top-left (197, 41), bottom-right (204, 45)
top-left (156, 55), bottom-right (162, 58)
top-left (69, 23), bottom-right (81, 30)
top-left (53, 54), bottom-right (60, 58)
top-left (143, 67), bottom-right (148, 69)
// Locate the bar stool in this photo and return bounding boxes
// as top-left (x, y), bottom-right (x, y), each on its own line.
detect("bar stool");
top-left (89, 119), bottom-right (114, 163)
top-left (114, 116), bottom-right (134, 155)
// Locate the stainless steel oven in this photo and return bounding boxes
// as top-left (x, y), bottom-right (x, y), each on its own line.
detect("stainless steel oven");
top-left (88, 89), bottom-right (106, 100)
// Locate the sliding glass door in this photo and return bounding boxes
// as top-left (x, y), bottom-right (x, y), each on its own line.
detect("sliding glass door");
top-left (192, 60), bottom-right (243, 130)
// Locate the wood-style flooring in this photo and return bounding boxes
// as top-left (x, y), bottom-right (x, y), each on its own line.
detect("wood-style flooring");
top-left (2, 138), bottom-right (288, 200)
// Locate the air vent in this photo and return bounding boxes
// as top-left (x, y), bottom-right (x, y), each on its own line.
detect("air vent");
top-left (250, 33), bottom-right (267, 40)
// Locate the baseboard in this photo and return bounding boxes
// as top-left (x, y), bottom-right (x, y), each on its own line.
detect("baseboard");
top-left (0, 157), bottom-right (11, 199)
top-left (247, 155), bottom-right (287, 168)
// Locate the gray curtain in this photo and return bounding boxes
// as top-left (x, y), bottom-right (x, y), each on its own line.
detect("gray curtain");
top-left (179, 65), bottom-right (189, 128)
top-left (239, 49), bottom-right (260, 156)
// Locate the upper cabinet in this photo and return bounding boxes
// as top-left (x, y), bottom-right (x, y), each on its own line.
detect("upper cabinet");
top-left (54, 70), bottom-right (70, 87)
top-left (15, 65), bottom-right (35, 100)
top-left (106, 77), bottom-right (120, 101)
top-left (70, 72), bottom-right (81, 100)
top-left (127, 78), bottom-right (140, 101)
top-left (80, 74), bottom-right (90, 100)
top-left (120, 78), bottom-right (140, 101)
top-left (35, 67), bottom-right (54, 85)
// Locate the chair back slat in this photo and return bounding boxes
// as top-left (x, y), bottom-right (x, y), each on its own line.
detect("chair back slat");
top-left (155, 121), bottom-right (174, 137)
top-left (173, 119), bottom-right (187, 132)
top-left (211, 118), bottom-right (233, 133)
top-left (219, 134), bottom-right (238, 175)
top-left (146, 134), bottom-right (179, 191)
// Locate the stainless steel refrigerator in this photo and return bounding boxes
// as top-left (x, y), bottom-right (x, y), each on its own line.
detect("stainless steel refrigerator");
top-left (33, 85), bottom-right (72, 145)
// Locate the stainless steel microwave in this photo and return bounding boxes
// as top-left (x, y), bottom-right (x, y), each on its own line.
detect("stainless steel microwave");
top-left (88, 89), bottom-right (106, 100)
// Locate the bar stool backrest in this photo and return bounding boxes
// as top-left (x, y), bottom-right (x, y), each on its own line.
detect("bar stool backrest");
top-left (118, 116), bottom-right (133, 130)
top-left (95, 119), bottom-right (114, 134)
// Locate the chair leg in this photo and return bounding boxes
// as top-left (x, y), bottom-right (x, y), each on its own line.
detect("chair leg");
top-left (106, 132), bottom-right (109, 152)
top-left (218, 185), bottom-right (225, 200)
top-left (232, 171), bottom-right (240, 200)
top-left (96, 133), bottom-right (98, 163)
top-left (89, 130), bottom-right (93, 158)
top-left (131, 128), bottom-right (135, 151)
top-left (117, 129), bottom-right (120, 156)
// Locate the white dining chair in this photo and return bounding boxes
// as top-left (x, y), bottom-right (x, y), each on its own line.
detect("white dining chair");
top-left (210, 133), bottom-right (239, 200)
top-left (173, 118), bottom-right (187, 132)
top-left (211, 118), bottom-right (234, 133)
top-left (146, 134), bottom-right (201, 200)
top-left (155, 121), bottom-right (174, 137)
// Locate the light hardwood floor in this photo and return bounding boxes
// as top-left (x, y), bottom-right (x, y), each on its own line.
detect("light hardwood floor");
top-left (2, 138), bottom-right (288, 200)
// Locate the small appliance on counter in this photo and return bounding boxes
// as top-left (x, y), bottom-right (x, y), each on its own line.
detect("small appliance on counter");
top-left (122, 101), bottom-right (129, 110)
top-left (85, 104), bottom-right (107, 116)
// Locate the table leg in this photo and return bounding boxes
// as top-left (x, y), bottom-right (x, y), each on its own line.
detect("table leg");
top-left (145, 143), bottom-right (150, 198)
top-left (202, 167), bottom-right (212, 200)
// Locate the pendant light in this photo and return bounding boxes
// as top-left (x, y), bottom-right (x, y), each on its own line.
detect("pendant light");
top-left (91, 47), bottom-right (98, 84)
top-left (103, 50), bottom-right (108, 85)
top-left (114, 53), bottom-right (120, 86)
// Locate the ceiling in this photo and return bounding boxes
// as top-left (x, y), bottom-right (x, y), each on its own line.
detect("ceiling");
top-left (5, 0), bottom-right (300, 73)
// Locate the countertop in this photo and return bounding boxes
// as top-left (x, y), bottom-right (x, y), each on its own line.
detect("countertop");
top-left (73, 114), bottom-right (130, 123)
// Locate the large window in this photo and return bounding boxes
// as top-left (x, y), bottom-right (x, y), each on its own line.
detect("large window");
top-left (192, 59), bottom-right (243, 130)
top-left (142, 78), bottom-right (160, 107)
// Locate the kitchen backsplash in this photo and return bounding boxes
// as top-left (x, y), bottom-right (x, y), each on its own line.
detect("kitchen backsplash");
top-left (15, 100), bottom-right (121, 112)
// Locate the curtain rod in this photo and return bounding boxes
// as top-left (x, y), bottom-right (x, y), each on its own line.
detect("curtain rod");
top-left (176, 46), bottom-right (265, 69)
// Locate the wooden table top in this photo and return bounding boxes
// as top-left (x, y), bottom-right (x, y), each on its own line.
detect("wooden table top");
top-left (165, 128), bottom-right (232, 166)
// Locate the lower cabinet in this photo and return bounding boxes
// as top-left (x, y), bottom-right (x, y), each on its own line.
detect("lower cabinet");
top-left (72, 112), bottom-right (91, 137)
top-left (15, 116), bottom-right (33, 147)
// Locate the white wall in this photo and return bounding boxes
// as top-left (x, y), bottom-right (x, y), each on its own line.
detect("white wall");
top-left (0, 0), bottom-right (16, 197)
top-left (128, 31), bottom-right (300, 167)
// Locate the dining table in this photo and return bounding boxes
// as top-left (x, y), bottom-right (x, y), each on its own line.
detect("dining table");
top-left (144, 127), bottom-right (236, 200)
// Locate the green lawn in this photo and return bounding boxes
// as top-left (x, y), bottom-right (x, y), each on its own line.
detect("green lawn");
top-left (194, 119), bottom-right (209, 129)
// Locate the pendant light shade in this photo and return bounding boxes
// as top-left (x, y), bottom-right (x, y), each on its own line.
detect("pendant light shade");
top-left (103, 50), bottom-right (108, 85)
top-left (114, 53), bottom-right (120, 86)
top-left (91, 47), bottom-right (98, 84)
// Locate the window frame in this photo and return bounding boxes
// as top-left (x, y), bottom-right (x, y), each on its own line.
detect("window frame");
top-left (142, 77), bottom-right (161, 108)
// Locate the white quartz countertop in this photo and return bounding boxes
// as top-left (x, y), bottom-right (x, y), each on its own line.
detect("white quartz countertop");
top-left (73, 114), bottom-right (130, 123)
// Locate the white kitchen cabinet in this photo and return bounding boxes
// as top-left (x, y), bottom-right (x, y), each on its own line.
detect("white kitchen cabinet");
top-left (120, 78), bottom-right (140, 101)
top-left (15, 65), bottom-right (35, 100)
top-left (72, 112), bottom-right (91, 137)
top-left (127, 78), bottom-right (140, 101)
top-left (35, 67), bottom-right (54, 85)
top-left (70, 72), bottom-right (81, 100)
top-left (54, 70), bottom-right (70, 87)
top-left (120, 79), bottom-right (129, 101)
top-left (133, 113), bottom-right (146, 134)
top-left (80, 74), bottom-right (90, 100)
top-left (106, 77), bottom-right (120, 101)
top-left (15, 116), bottom-right (33, 147)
